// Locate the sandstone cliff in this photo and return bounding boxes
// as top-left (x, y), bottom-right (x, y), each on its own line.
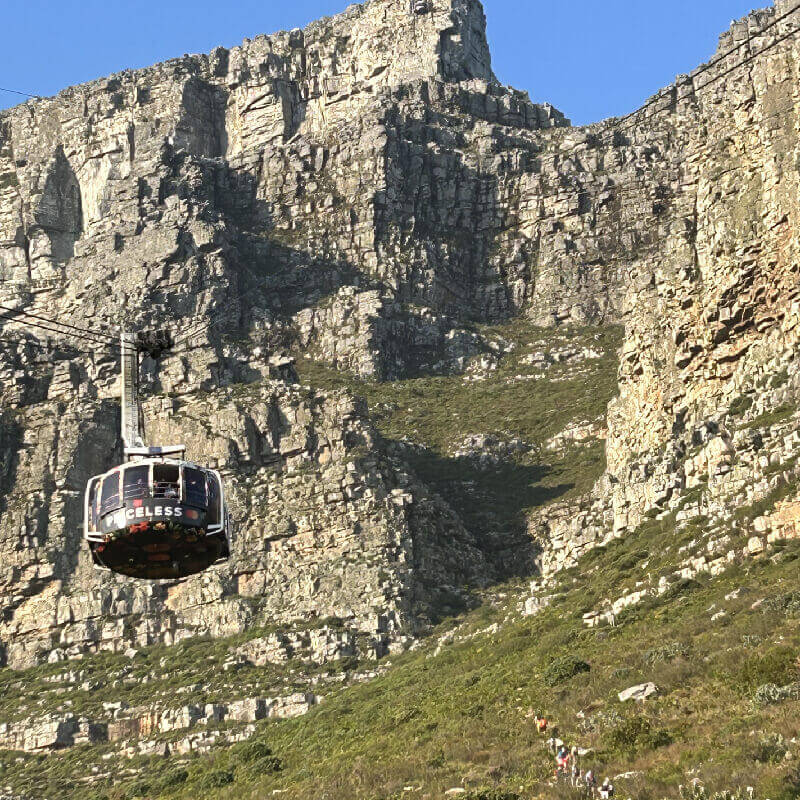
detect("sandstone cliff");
top-left (0, 0), bottom-right (799, 695)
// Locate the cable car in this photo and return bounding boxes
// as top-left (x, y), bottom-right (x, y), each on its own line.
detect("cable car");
top-left (82, 330), bottom-right (231, 580)
top-left (84, 447), bottom-right (230, 580)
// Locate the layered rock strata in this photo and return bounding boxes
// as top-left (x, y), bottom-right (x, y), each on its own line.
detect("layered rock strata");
top-left (3, 0), bottom-right (800, 670)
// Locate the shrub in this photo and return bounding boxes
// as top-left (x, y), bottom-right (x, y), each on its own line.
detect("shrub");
top-left (542, 655), bottom-right (590, 686)
top-left (752, 682), bottom-right (800, 707)
top-left (752, 733), bottom-right (789, 764)
top-left (465, 791), bottom-right (520, 800)
top-left (759, 769), bottom-right (800, 800)
top-left (611, 549), bottom-right (649, 573)
top-left (738, 646), bottom-right (798, 690)
top-left (231, 739), bottom-right (274, 764)
top-left (577, 708), bottom-right (623, 734)
top-left (762, 592), bottom-right (800, 615)
top-left (606, 715), bottom-right (672, 756)
top-left (194, 769), bottom-right (235, 789)
top-left (125, 782), bottom-right (151, 799)
top-left (153, 768), bottom-right (189, 789)
top-left (644, 641), bottom-right (688, 666)
top-left (241, 755), bottom-right (283, 777)
top-left (230, 740), bottom-right (283, 775)
top-left (729, 395), bottom-right (754, 417)
top-left (680, 786), bottom-right (755, 800)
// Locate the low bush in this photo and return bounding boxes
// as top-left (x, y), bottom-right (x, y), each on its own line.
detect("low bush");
top-left (644, 641), bottom-right (688, 666)
top-left (577, 708), bottom-right (624, 734)
top-left (680, 786), bottom-right (755, 800)
top-left (125, 781), bottom-right (150, 799)
top-left (729, 395), bottom-right (754, 417)
top-left (758, 769), bottom-right (800, 800)
top-left (737, 645), bottom-right (798, 690)
top-left (241, 755), bottom-right (283, 777)
top-left (230, 739), bottom-right (275, 764)
top-left (752, 733), bottom-right (789, 764)
top-left (194, 769), bottom-right (235, 789)
top-left (153, 768), bottom-right (189, 789)
top-left (542, 655), bottom-right (590, 686)
top-left (606, 715), bottom-right (672, 757)
top-left (752, 682), bottom-right (800, 707)
top-left (762, 592), bottom-right (800, 615)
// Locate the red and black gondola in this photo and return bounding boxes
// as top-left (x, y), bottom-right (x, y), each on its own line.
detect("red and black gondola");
top-left (84, 448), bottom-right (230, 580)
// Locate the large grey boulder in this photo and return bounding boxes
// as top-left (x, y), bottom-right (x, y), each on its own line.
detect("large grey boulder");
top-left (618, 682), bottom-right (659, 703)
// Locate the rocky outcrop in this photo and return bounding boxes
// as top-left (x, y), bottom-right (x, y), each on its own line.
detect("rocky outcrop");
top-left (3, 0), bottom-right (800, 674)
top-left (520, 1), bottom-right (800, 577)
top-left (0, 692), bottom-right (319, 753)
top-left (0, 379), bottom-right (488, 668)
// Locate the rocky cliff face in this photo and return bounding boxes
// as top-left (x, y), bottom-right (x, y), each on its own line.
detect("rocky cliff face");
top-left (0, 0), bottom-right (512, 668)
top-left (2, 0), bottom-right (800, 673)
top-left (534, 0), bottom-right (800, 576)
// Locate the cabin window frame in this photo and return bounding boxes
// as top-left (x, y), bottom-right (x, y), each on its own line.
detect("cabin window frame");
top-left (182, 465), bottom-right (208, 509)
top-left (206, 473), bottom-right (221, 525)
top-left (87, 476), bottom-right (101, 531)
top-left (100, 471), bottom-right (122, 515)
top-left (153, 462), bottom-right (181, 500)
top-left (122, 464), bottom-right (151, 503)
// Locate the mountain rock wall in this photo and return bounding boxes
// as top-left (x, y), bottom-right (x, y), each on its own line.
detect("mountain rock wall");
top-left (535, 1), bottom-right (800, 573)
top-left (3, 0), bottom-right (800, 666)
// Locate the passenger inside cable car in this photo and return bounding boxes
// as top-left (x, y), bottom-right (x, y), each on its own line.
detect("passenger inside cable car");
top-left (84, 459), bottom-right (230, 580)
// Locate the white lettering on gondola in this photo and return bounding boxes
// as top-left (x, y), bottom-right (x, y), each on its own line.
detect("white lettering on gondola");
top-left (105, 504), bottom-right (187, 528)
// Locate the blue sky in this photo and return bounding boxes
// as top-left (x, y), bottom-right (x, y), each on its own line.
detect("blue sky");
top-left (0, 0), bottom-right (765, 125)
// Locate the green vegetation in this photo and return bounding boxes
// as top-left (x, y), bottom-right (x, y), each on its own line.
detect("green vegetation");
top-left (742, 403), bottom-right (797, 431)
top-left (4, 499), bottom-right (800, 800)
top-left (728, 394), bottom-right (754, 417)
top-left (0, 620), bottom-right (347, 725)
top-left (297, 323), bottom-right (621, 457)
top-left (542, 654), bottom-right (591, 686)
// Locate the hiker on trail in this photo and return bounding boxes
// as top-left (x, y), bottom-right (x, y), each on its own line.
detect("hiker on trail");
top-left (571, 763), bottom-right (582, 787)
top-left (536, 715), bottom-right (548, 734)
top-left (599, 778), bottom-right (615, 799)
top-left (556, 745), bottom-right (571, 774)
top-left (585, 770), bottom-right (597, 794)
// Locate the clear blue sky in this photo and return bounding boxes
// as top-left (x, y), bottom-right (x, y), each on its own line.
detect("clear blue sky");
top-left (0, 0), bottom-right (765, 125)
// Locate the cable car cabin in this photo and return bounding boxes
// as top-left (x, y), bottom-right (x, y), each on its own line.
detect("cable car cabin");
top-left (84, 458), bottom-right (230, 580)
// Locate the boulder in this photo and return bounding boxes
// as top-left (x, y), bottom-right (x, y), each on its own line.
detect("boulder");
top-left (618, 682), bottom-right (658, 702)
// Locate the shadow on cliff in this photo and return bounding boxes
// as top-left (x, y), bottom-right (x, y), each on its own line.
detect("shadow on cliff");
top-left (403, 446), bottom-right (573, 581)
top-left (373, 103), bottom-right (526, 322)
top-left (182, 101), bottom-right (523, 372)
top-left (53, 401), bottom-right (124, 582)
top-left (0, 412), bottom-right (22, 522)
top-left (0, 400), bottom-right (123, 667)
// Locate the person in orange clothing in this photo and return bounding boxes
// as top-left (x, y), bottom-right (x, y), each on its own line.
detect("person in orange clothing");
top-left (536, 715), bottom-right (549, 734)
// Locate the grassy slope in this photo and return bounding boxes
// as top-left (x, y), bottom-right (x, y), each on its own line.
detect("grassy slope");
top-left (6, 509), bottom-right (800, 800)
